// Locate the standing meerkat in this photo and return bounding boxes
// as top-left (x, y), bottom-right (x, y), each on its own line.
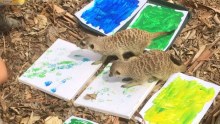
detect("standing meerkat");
top-left (109, 50), bottom-right (186, 88)
top-left (77, 28), bottom-right (169, 65)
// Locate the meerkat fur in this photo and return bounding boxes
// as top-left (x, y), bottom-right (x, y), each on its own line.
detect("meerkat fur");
top-left (109, 50), bottom-right (186, 88)
top-left (77, 29), bottom-right (168, 65)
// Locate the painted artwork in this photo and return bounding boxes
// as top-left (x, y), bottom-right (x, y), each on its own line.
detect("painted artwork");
top-left (139, 73), bottom-right (220, 124)
top-left (128, 3), bottom-right (188, 50)
top-left (75, 0), bottom-right (147, 35)
top-left (74, 64), bottom-right (157, 119)
top-left (19, 39), bottom-right (102, 101)
top-left (64, 116), bottom-right (97, 124)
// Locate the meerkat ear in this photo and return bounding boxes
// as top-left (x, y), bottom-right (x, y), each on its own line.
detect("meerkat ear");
top-left (116, 70), bottom-right (121, 75)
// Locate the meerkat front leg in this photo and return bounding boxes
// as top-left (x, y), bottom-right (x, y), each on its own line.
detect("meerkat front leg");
top-left (121, 76), bottom-right (154, 88)
top-left (121, 81), bottom-right (142, 88)
top-left (122, 77), bottom-right (133, 82)
top-left (92, 55), bottom-right (107, 65)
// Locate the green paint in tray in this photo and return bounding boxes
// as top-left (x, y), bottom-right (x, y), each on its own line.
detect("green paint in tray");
top-left (130, 5), bottom-right (184, 50)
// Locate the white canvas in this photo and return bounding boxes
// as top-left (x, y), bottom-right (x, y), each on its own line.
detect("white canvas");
top-left (19, 39), bottom-right (102, 101)
top-left (74, 0), bottom-right (147, 36)
top-left (128, 3), bottom-right (189, 51)
top-left (139, 73), bottom-right (220, 124)
top-left (64, 116), bottom-right (98, 124)
top-left (74, 64), bottom-right (157, 119)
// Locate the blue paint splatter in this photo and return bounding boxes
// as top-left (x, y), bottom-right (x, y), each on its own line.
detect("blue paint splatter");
top-left (74, 55), bottom-right (82, 57)
top-left (51, 88), bottom-right (56, 93)
top-left (61, 79), bottom-right (67, 83)
top-left (82, 58), bottom-right (90, 62)
top-left (81, 0), bottom-right (139, 34)
top-left (44, 81), bottom-right (52, 86)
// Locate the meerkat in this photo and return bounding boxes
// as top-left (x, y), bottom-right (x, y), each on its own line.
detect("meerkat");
top-left (77, 28), bottom-right (169, 65)
top-left (109, 50), bottom-right (186, 88)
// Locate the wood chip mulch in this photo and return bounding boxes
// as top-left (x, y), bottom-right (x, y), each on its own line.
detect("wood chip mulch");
top-left (0, 0), bottom-right (219, 123)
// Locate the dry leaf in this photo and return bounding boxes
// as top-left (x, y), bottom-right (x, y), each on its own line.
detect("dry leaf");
top-left (214, 14), bottom-right (220, 24)
top-left (191, 45), bottom-right (206, 63)
top-left (20, 112), bottom-right (40, 124)
top-left (34, 15), bottom-right (48, 30)
top-left (84, 93), bottom-right (97, 100)
top-left (44, 116), bottom-right (62, 124)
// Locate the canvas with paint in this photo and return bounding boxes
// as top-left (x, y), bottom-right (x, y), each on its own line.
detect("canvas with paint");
top-left (74, 64), bottom-right (157, 119)
top-left (139, 73), bottom-right (220, 124)
top-left (64, 116), bottom-right (98, 124)
top-left (128, 3), bottom-right (189, 51)
top-left (75, 0), bottom-right (147, 36)
top-left (19, 39), bottom-right (102, 101)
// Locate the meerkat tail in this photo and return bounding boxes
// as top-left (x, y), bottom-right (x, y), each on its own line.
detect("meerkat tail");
top-left (150, 31), bottom-right (171, 39)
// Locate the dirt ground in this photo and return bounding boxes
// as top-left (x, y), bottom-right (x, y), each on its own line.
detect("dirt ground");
top-left (0, 0), bottom-right (219, 123)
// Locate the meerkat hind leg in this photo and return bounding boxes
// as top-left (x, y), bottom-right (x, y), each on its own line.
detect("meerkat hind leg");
top-left (147, 76), bottom-right (158, 83)
top-left (92, 55), bottom-right (107, 65)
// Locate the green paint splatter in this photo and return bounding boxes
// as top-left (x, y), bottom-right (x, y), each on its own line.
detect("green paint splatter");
top-left (24, 61), bottom-right (77, 78)
top-left (144, 76), bottom-right (215, 124)
top-left (130, 5), bottom-right (184, 50)
top-left (65, 118), bottom-right (93, 124)
top-left (122, 87), bottom-right (136, 97)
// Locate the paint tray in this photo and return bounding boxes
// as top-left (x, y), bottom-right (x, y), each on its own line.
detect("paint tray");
top-left (128, 0), bottom-right (191, 51)
top-left (138, 73), bottom-right (220, 124)
top-left (74, 64), bottom-right (157, 119)
top-left (19, 39), bottom-right (102, 101)
top-left (74, 0), bottom-right (147, 36)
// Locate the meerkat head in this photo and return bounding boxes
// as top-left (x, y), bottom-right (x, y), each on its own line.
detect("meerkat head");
top-left (76, 34), bottom-right (97, 49)
top-left (109, 60), bottom-right (127, 77)
top-left (87, 38), bottom-right (104, 53)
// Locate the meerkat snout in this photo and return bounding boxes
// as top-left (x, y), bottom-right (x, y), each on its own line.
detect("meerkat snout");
top-left (89, 44), bottom-right (95, 49)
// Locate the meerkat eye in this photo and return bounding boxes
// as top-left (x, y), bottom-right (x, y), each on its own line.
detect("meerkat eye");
top-left (89, 44), bottom-right (94, 49)
top-left (116, 70), bottom-right (121, 75)
top-left (80, 41), bottom-right (86, 46)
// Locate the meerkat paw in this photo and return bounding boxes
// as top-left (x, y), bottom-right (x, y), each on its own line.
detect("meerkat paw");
top-left (122, 77), bottom-right (133, 82)
top-left (121, 82), bottom-right (141, 88)
top-left (92, 60), bottom-right (103, 65)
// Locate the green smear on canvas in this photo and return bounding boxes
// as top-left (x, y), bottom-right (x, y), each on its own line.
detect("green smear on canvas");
top-left (144, 76), bottom-right (215, 124)
top-left (24, 61), bottom-right (76, 78)
top-left (130, 5), bottom-right (184, 50)
top-left (66, 118), bottom-right (93, 124)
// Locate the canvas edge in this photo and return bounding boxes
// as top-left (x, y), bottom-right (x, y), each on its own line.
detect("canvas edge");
top-left (18, 77), bottom-right (71, 101)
